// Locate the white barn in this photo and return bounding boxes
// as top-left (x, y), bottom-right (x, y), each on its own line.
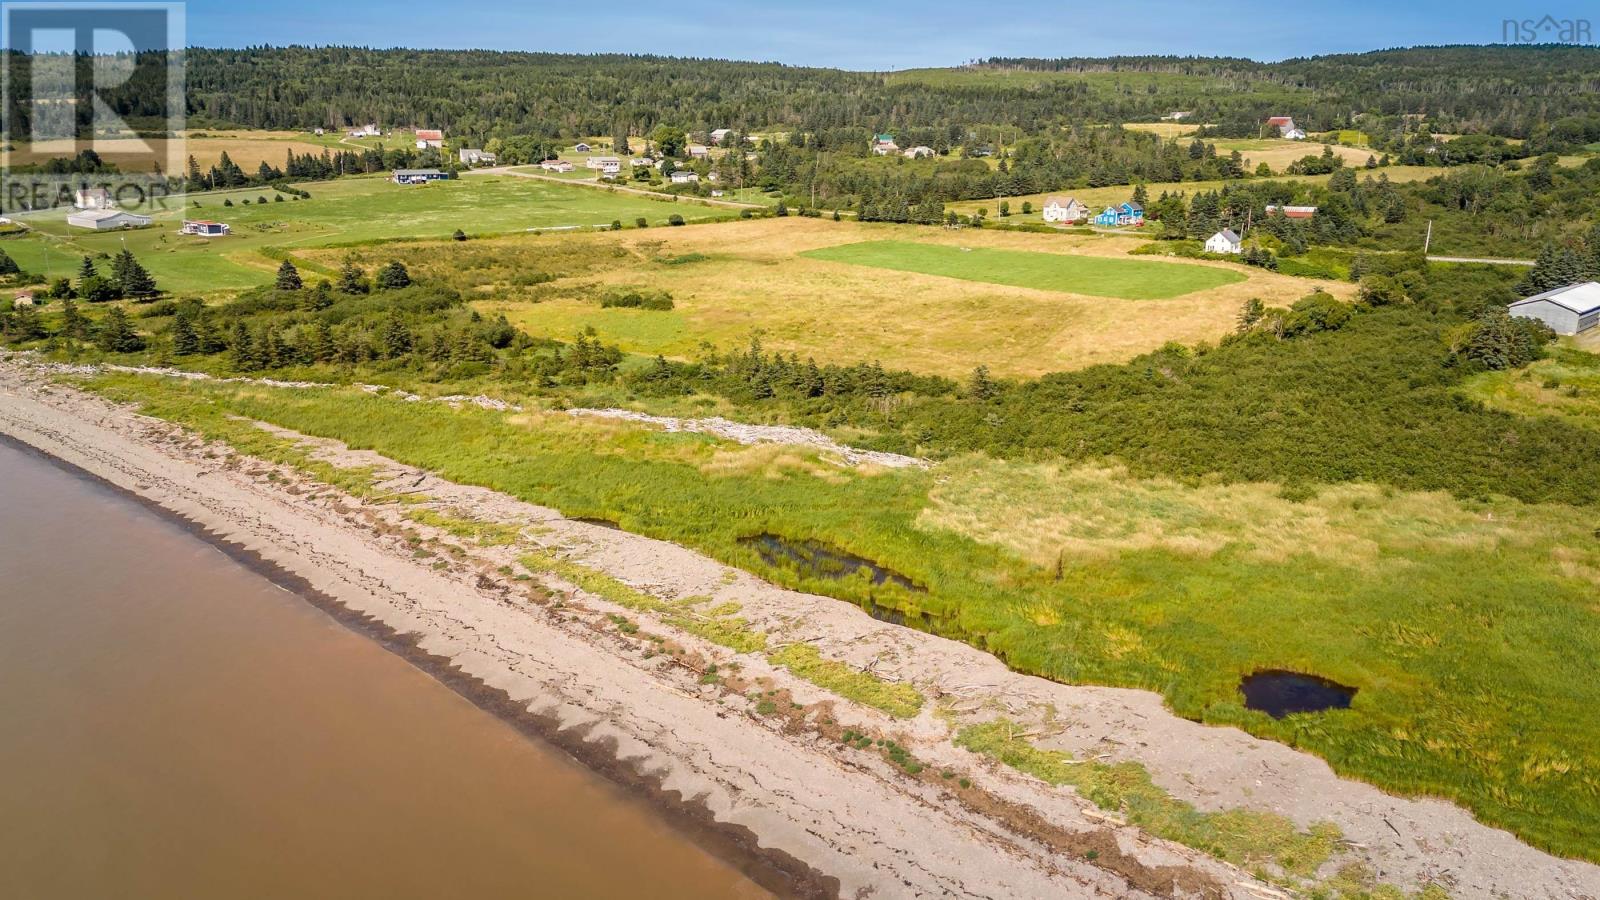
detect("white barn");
top-left (1205, 229), bottom-right (1243, 254)
top-left (1510, 282), bottom-right (1600, 335)
top-left (67, 209), bottom-right (151, 230)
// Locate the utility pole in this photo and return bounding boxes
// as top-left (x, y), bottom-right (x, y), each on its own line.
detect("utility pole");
top-left (1423, 219), bottom-right (1433, 255)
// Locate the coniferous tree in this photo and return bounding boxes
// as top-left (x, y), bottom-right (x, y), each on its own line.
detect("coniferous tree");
top-left (0, 247), bottom-right (20, 276)
top-left (94, 307), bottom-right (144, 353)
top-left (113, 249), bottom-right (158, 298)
top-left (171, 306), bottom-right (199, 355)
top-left (59, 297), bottom-right (88, 340)
top-left (336, 260), bottom-right (369, 294)
top-left (275, 259), bottom-right (303, 290)
top-left (374, 260), bottom-right (411, 290)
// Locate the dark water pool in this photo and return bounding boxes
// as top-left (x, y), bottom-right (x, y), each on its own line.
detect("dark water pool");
top-left (1239, 670), bottom-right (1357, 718)
top-left (739, 533), bottom-right (925, 593)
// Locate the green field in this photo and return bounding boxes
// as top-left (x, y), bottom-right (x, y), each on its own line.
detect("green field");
top-left (801, 240), bottom-right (1246, 299)
top-left (2, 175), bottom-right (730, 295)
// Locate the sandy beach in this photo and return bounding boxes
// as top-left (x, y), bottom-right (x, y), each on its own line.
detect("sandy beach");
top-left (2, 358), bottom-right (1596, 900)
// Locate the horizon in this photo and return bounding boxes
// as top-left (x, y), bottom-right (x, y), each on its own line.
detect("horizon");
top-left (173, 0), bottom-right (1594, 69)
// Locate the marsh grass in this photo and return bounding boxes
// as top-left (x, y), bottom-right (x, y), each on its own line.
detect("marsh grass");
top-left (76, 370), bottom-right (1600, 860)
top-left (956, 720), bottom-right (1343, 880)
top-left (768, 644), bottom-right (924, 718)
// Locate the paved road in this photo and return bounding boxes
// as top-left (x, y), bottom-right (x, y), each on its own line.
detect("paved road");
top-left (1427, 254), bottom-right (1536, 266)
top-left (464, 165), bottom-right (765, 210)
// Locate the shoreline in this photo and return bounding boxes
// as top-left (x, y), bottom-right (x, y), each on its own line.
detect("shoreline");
top-left (3, 361), bottom-right (1598, 899)
top-left (0, 430), bottom-right (836, 900)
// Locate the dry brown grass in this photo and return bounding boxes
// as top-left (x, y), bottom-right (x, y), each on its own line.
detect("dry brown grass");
top-left (8, 130), bottom-right (332, 173)
top-left (390, 217), bottom-right (1355, 378)
top-left (916, 455), bottom-right (1597, 577)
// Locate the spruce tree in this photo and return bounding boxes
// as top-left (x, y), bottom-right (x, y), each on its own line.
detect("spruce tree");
top-left (171, 306), bottom-right (199, 355)
top-left (0, 247), bottom-right (19, 276)
top-left (59, 298), bottom-right (87, 340)
top-left (95, 307), bottom-right (144, 353)
top-left (336, 260), bottom-right (368, 294)
top-left (77, 256), bottom-right (97, 286)
top-left (275, 259), bottom-right (303, 291)
top-left (114, 249), bottom-right (158, 298)
top-left (374, 260), bottom-right (411, 290)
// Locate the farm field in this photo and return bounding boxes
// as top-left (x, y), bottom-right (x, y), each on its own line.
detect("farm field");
top-left (947, 166), bottom-right (1444, 226)
top-left (1211, 138), bottom-right (1374, 170)
top-left (310, 217), bottom-right (1348, 378)
top-left (800, 240), bottom-right (1245, 299)
top-left (1, 175), bottom-right (731, 295)
top-left (6, 130), bottom-right (338, 173)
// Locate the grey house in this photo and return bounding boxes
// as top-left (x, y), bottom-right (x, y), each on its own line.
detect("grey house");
top-left (1510, 282), bottom-right (1600, 335)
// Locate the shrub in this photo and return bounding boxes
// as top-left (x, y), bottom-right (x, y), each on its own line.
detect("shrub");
top-left (600, 287), bottom-right (674, 310)
top-left (668, 214), bottom-right (686, 226)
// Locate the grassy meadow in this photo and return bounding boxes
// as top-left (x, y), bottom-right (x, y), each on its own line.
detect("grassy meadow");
top-left (1, 175), bottom-right (731, 295)
top-left (77, 369), bottom-right (1600, 861)
top-left (311, 218), bottom-right (1347, 378)
top-left (800, 240), bottom-right (1246, 299)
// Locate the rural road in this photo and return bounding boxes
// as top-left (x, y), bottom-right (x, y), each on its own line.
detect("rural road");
top-left (1426, 254), bottom-right (1535, 266)
top-left (465, 165), bottom-right (765, 210)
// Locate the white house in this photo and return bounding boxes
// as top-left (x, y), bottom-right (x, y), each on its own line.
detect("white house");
top-left (181, 220), bottom-right (231, 237)
top-left (630, 157), bottom-right (654, 168)
top-left (74, 187), bottom-right (113, 210)
top-left (1041, 196), bottom-right (1088, 224)
top-left (709, 128), bottom-right (733, 145)
top-left (599, 161), bottom-right (622, 178)
top-left (540, 159), bottom-right (575, 172)
top-left (1510, 282), bottom-right (1600, 335)
top-left (670, 170), bottom-right (700, 184)
top-left (902, 145), bottom-right (935, 159)
top-left (414, 128), bottom-right (444, 150)
top-left (13, 292), bottom-right (36, 307)
top-left (585, 155), bottom-right (621, 170)
top-left (1205, 229), bottom-right (1243, 254)
top-left (458, 148), bottom-right (497, 165)
top-left (871, 134), bottom-right (898, 156)
top-left (67, 209), bottom-right (151, 230)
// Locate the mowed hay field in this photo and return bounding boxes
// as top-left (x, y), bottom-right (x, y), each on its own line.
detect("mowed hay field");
top-left (801, 240), bottom-right (1244, 299)
top-left (3, 175), bottom-right (730, 295)
top-left (6, 130), bottom-right (338, 173)
top-left (1212, 138), bottom-right (1375, 171)
top-left (312, 217), bottom-right (1355, 378)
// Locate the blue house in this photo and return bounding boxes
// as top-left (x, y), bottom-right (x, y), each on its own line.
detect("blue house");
top-left (1094, 201), bottom-right (1146, 227)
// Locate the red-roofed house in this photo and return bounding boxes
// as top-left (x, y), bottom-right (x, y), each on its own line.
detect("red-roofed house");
top-left (415, 128), bottom-right (444, 149)
top-left (1265, 116), bottom-right (1307, 140)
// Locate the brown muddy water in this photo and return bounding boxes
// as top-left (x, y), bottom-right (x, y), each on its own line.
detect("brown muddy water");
top-left (0, 440), bottom-right (772, 900)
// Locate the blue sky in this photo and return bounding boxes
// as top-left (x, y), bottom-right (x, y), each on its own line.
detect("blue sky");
top-left (179, 1), bottom-right (1591, 68)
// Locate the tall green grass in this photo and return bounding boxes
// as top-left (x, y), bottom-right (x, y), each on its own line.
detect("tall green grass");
top-left (78, 371), bottom-right (1600, 861)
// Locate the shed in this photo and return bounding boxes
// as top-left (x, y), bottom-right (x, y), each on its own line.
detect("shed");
top-left (1510, 282), bottom-right (1600, 335)
top-left (67, 209), bottom-right (151, 230)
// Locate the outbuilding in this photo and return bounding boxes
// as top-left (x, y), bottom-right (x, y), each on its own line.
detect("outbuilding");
top-left (66, 209), bottom-right (151, 230)
top-left (1510, 282), bottom-right (1600, 335)
top-left (182, 219), bottom-right (231, 237)
top-left (392, 168), bottom-right (448, 184)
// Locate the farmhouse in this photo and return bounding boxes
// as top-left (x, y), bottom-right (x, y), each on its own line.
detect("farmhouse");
top-left (1042, 196), bottom-right (1088, 224)
top-left (902, 145), bottom-right (935, 159)
top-left (1265, 204), bottom-right (1317, 219)
top-left (392, 168), bottom-right (448, 184)
top-left (1266, 116), bottom-right (1307, 140)
top-left (347, 124), bottom-right (381, 138)
top-left (1510, 282), bottom-right (1600, 335)
top-left (458, 148), bottom-right (497, 165)
top-left (871, 134), bottom-right (898, 155)
top-left (631, 157), bottom-right (654, 168)
top-left (181, 220), bottom-right (231, 237)
top-left (1205, 229), bottom-right (1243, 254)
top-left (74, 187), bottom-right (113, 210)
top-left (585, 155), bottom-right (621, 170)
top-left (710, 128), bottom-right (733, 144)
top-left (540, 159), bottom-right (575, 172)
top-left (670, 170), bottom-right (700, 184)
top-left (414, 128), bottom-right (444, 149)
top-left (1093, 202), bottom-right (1145, 227)
top-left (67, 209), bottom-right (151, 230)
top-left (687, 143), bottom-right (710, 159)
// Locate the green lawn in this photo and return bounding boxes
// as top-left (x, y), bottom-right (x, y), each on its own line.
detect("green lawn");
top-left (801, 240), bottom-right (1246, 299)
top-left (3, 175), bottom-right (730, 295)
